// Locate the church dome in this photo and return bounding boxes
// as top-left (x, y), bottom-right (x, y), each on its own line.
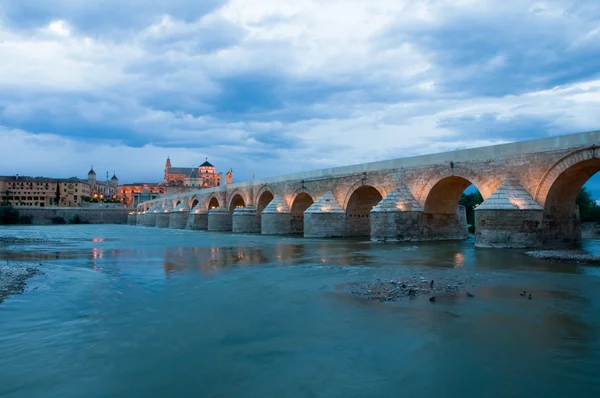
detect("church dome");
top-left (88, 166), bottom-right (96, 176)
top-left (111, 173), bottom-right (118, 181)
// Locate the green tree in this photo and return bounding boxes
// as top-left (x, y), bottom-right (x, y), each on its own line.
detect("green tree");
top-left (459, 191), bottom-right (484, 232)
top-left (1, 189), bottom-right (10, 206)
top-left (55, 182), bottom-right (61, 206)
top-left (576, 187), bottom-right (600, 222)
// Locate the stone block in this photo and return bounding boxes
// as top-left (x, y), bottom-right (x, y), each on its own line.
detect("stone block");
top-left (304, 212), bottom-right (346, 238)
top-left (208, 209), bottom-right (232, 232)
top-left (169, 211), bottom-right (189, 229)
top-left (261, 212), bottom-right (291, 235)
top-left (186, 213), bottom-right (208, 230)
top-left (156, 213), bottom-right (171, 228)
top-left (232, 207), bottom-right (261, 233)
top-left (371, 211), bottom-right (423, 241)
top-left (143, 213), bottom-right (157, 227)
top-left (475, 209), bottom-right (543, 248)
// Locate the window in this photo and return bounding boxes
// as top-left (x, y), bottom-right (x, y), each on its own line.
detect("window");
top-left (64, 189), bottom-right (66, 192)
top-left (74, 195), bottom-right (78, 201)
top-left (75, 189), bottom-right (78, 192)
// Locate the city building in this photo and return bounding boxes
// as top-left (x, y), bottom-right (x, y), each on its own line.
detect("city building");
top-left (87, 167), bottom-right (120, 200)
top-left (0, 175), bottom-right (91, 207)
top-left (119, 183), bottom-right (165, 207)
top-left (0, 167), bottom-right (121, 208)
top-left (164, 157), bottom-right (233, 188)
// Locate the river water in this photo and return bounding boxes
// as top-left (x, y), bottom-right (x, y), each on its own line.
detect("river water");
top-left (1, 225), bottom-right (600, 397)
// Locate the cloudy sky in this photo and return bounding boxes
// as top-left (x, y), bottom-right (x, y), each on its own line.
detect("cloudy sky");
top-left (0, 1), bottom-right (599, 193)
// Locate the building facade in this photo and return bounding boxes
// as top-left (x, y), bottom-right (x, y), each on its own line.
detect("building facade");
top-left (87, 167), bottom-right (120, 200)
top-left (0, 167), bottom-right (120, 208)
top-left (120, 183), bottom-right (165, 207)
top-left (164, 157), bottom-right (232, 188)
top-left (0, 176), bottom-right (91, 207)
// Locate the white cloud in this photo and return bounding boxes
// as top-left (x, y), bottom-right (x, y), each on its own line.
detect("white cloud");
top-left (0, 0), bottom-right (598, 186)
top-left (45, 20), bottom-right (71, 37)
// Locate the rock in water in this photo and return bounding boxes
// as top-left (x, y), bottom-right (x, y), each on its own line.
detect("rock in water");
top-left (429, 296), bottom-right (436, 303)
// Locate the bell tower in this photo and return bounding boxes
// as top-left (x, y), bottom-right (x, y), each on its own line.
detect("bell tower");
top-left (164, 157), bottom-right (171, 184)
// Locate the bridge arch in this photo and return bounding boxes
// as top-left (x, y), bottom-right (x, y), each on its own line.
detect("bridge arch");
top-left (189, 196), bottom-right (199, 209)
top-left (256, 187), bottom-right (275, 214)
top-left (535, 147), bottom-right (600, 208)
top-left (534, 147), bottom-right (600, 246)
top-left (207, 194), bottom-right (221, 210)
top-left (290, 189), bottom-right (315, 234)
top-left (342, 180), bottom-right (387, 210)
top-left (344, 180), bottom-right (386, 236)
top-left (228, 192), bottom-right (246, 215)
top-left (418, 166), bottom-right (494, 212)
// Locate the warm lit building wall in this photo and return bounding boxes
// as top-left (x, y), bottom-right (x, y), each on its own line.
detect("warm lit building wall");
top-left (0, 177), bottom-right (91, 207)
top-left (120, 184), bottom-right (165, 207)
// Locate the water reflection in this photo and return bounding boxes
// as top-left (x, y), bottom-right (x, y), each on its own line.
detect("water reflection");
top-left (1, 226), bottom-right (600, 397)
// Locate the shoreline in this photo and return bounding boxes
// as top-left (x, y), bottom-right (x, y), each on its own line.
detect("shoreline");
top-left (0, 262), bottom-right (41, 304)
top-left (526, 250), bottom-right (600, 265)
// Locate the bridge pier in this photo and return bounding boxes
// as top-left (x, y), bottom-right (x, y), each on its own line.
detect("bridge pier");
top-left (143, 212), bottom-right (158, 227)
top-left (208, 208), bottom-right (232, 232)
top-left (475, 178), bottom-right (544, 248)
top-left (186, 205), bottom-right (208, 230)
top-left (232, 207), bottom-right (261, 233)
top-left (169, 202), bottom-right (190, 229)
top-left (169, 211), bottom-right (189, 229)
top-left (155, 204), bottom-right (172, 228)
top-left (370, 185), bottom-right (424, 241)
top-left (156, 211), bottom-right (171, 228)
top-left (304, 192), bottom-right (345, 238)
top-left (421, 209), bottom-right (468, 241)
top-left (127, 212), bottom-right (137, 225)
top-left (261, 196), bottom-right (291, 235)
top-left (539, 212), bottom-right (581, 248)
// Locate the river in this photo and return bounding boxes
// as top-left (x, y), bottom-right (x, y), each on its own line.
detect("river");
top-left (1, 225), bottom-right (600, 397)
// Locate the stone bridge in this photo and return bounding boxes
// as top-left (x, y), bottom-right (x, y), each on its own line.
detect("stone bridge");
top-left (130, 130), bottom-right (600, 248)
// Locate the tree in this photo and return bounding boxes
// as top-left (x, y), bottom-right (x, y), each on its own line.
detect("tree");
top-left (576, 187), bottom-right (600, 222)
top-left (1, 189), bottom-right (10, 206)
top-left (459, 191), bottom-right (484, 228)
top-left (55, 182), bottom-right (61, 206)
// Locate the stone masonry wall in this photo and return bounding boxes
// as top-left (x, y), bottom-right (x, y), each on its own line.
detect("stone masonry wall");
top-left (16, 207), bottom-right (132, 225)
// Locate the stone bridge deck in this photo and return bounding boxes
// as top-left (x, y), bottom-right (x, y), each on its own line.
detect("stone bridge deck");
top-left (131, 130), bottom-right (600, 248)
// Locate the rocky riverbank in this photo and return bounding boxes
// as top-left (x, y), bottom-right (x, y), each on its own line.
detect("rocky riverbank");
top-left (0, 236), bottom-right (53, 245)
top-left (526, 250), bottom-right (600, 265)
top-left (346, 271), bottom-right (481, 302)
top-left (0, 262), bottom-right (42, 304)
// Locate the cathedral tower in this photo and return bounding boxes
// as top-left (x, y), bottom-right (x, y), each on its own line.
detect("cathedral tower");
top-left (164, 157), bottom-right (171, 184)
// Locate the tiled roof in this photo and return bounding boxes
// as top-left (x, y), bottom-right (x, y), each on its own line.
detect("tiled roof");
top-left (476, 177), bottom-right (543, 210)
top-left (372, 184), bottom-right (423, 212)
top-left (305, 191), bottom-right (344, 213)
top-left (167, 167), bottom-right (194, 175)
top-left (262, 196), bottom-right (290, 213)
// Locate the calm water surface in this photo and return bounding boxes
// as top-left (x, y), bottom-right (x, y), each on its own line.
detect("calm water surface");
top-left (1, 225), bottom-right (600, 397)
